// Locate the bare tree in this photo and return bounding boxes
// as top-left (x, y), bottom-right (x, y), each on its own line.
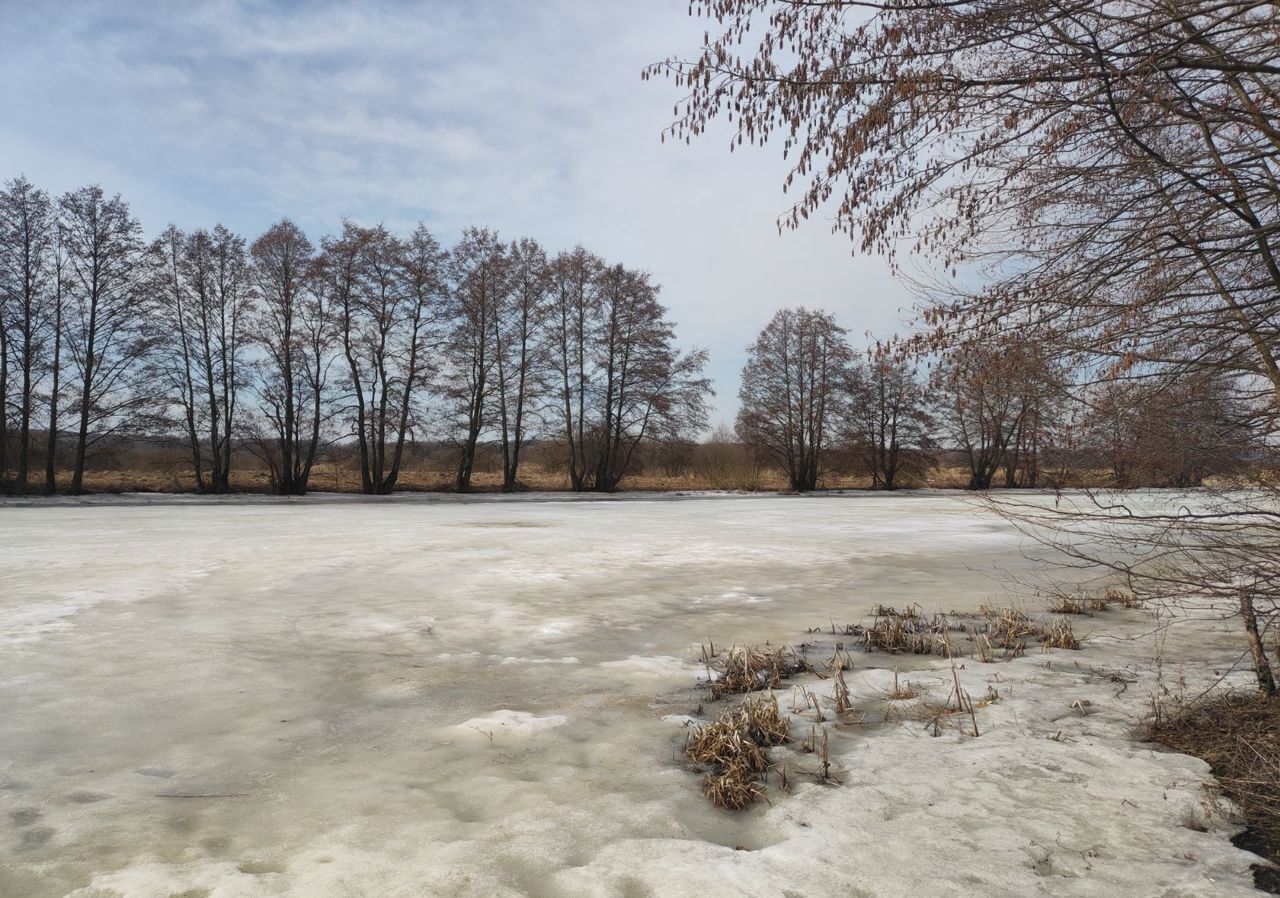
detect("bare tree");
top-left (737, 307), bottom-right (850, 492)
top-left (936, 341), bottom-right (1062, 490)
top-left (588, 264), bottom-right (710, 492)
top-left (0, 259), bottom-right (8, 486)
top-left (444, 227), bottom-right (506, 493)
top-left (194, 226), bottom-right (251, 493)
top-left (148, 225), bottom-right (251, 493)
top-left (386, 223), bottom-right (447, 492)
top-left (249, 219), bottom-right (330, 495)
top-left (493, 237), bottom-right (550, 491)
top-left (545, 251), bottom-right (710, 492)
top-left (148, 225), bottom-right (206, 489)
top-left (1083, 375), bottom-right (1257, 488)
top-left (0, 177), bottom-right (56, 494)
top-left (0, 172), bottom-right (719, 500)
top-left (60, 185), bottom-right (151, 495)
top-left (43, 226), bottom-right (67, 494)
top-left (548, 246), bottom-right (602, 491)
top-left (322, 222), bottom-right (443, 494)
top-left (845, 356), bottom-right (932, 490)
top-left (318, 222), bottom-right (372, 490)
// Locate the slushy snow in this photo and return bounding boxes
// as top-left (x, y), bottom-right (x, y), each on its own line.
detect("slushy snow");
top-left (0, 491), bottom-right (1265, 897)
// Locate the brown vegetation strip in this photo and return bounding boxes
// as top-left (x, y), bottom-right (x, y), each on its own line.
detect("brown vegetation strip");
top-left (1151, 694), bottom-right (1280, 892)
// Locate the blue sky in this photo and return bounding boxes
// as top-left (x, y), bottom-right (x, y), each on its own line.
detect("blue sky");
top-left (0, 0), bottom-right (912, 426)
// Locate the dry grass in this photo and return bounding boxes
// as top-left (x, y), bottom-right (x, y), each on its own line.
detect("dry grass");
top-left (702, 644), bottom-right (811, 700)
top-left (885, 668), bottom-right (926, 700)
top-left (685, 694), bottom-right (791, 810)
top-left (979, 604), bottom-right (1042, 649)
top-left (49, 460), bottom-right (885, 496)
top-left (882, 695), bottom-right (972, 737)
top-left (968, 605), bottom-right (1082, 655)
top-left (1040, 616), bottom-right (1081, 651)
top-left (831, 664), bottom-right (852, 714)
top-left (1106, 585), bottom-right (1144, 608)
top-left (789, 684), bottom-right (827, 723)
top-left (1048, 586), bottom-right (1137, 614)
top-left (972, 632), bottom-right (994, 663)
top-left (42, 456), bottom-right (1217, 497)
top-left (1149, 693), bottom-right (1280, 891)
top-left (1048, 593), bottom-right (1091, 615)
top-left (857, 605), bottom-right (952, 656)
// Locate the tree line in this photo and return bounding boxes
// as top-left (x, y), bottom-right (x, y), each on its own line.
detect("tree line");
top-left (736, 308), bottom-right (1262, 493)
top-left (0, 176), bottom-right (711, 495)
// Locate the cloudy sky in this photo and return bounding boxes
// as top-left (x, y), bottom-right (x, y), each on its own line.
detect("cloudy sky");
top-left (1, 0), bottom-right (913, 426)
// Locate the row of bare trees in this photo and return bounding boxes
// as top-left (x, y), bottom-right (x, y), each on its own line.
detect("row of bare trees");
top-left (0, 181), bottom-right (152, 496)
top-left (657, 0), bottom-right (1280, 692)
top-left (736, 308), bottom-right (1263, 493)
top-left (0, 176), bottom-right (711, 495)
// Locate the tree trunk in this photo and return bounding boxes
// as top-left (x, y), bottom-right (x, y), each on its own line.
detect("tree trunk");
top-left (1240, 589), bottom-right (1277, 697)
top-left (45, 317), bottom-right (61, 494)
top-left (0, 324), bottom-right (8, 490)
top-left (18, 301), bottom-right (32, 494)
top-left (70, 331), bottom-right (95, 495)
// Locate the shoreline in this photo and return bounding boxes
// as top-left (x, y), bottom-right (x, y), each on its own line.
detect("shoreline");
top-left (657, 602), bottom-right (1271, 895)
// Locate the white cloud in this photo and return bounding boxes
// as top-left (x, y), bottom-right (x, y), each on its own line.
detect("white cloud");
top-left (0, 0), bottom-right (917, 426)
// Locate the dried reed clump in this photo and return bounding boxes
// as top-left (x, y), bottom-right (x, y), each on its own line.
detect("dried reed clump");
top-left (969, 630), bottom-right (1023, 662)
top-left (1050, 587), bottom-right (1134, 614)
top-left (870, 603), bottom-right (917, 618)
top-left (972, 632), bottom-right (993, 663)
top-left (1040, 616), bottom-right (1081, 651)
top-left (858, 605), bottom-right (951, 656)
top-left (979, 604), bottom-right (1043, 649)
top-left (704, 644), bottom-right (811, 699)
top-left (1105, 585), bottom-right (1144, 608)
top-left (790, 684), bottom-right (826, 723)
top-left (1149, 692), bottom-right (1280, 885)
top-left (793, 725), bottom-right (837, 783)
top-left (685, 695), bottom-right (791, 810)
top-left (1047, 593), bottom-right (1091, 615)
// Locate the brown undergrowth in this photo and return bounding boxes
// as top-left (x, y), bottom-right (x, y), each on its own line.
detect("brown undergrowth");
top-left (1149, 693), bottom-right (1280, 893)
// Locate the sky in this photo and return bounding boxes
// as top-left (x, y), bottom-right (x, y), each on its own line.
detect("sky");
top-left (0, 0), bottom-right (914, 427)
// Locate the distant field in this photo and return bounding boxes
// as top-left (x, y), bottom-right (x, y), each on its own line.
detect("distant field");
top-left (42, 461), bottom-right (1136, 495)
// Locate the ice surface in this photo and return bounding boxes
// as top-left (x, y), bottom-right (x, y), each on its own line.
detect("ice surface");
top-left (0, 491), bottom-right (1264, 896)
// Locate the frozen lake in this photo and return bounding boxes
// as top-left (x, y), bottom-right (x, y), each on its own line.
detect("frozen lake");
top-left (0, 493), bottom-right (1260, 896)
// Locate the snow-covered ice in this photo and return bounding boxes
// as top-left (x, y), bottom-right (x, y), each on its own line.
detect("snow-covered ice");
top-left (0, 491), bottom-right (1265, 896)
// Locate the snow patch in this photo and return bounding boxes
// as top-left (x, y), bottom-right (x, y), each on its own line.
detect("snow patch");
top-left (454, 709), bottom-right (569, 735)
top-left (599, 655), bottom-right (692, 676)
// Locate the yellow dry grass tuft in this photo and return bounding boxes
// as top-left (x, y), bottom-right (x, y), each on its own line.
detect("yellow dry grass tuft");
top-left (704, 644), bottom-right (810, 700)
top-left (1105, 585), bottom-right (1144, 608)
top-left (1047, 593), bottom-right (1091, 615)
top-left (685, 694), bottom-right (791, 810)
top-left (979, 604), bottom-right (1042, 649)
top-left (1040, 616), bottom-right (1081, 651)
top-left (858, 605), bottom-right (951, 656)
